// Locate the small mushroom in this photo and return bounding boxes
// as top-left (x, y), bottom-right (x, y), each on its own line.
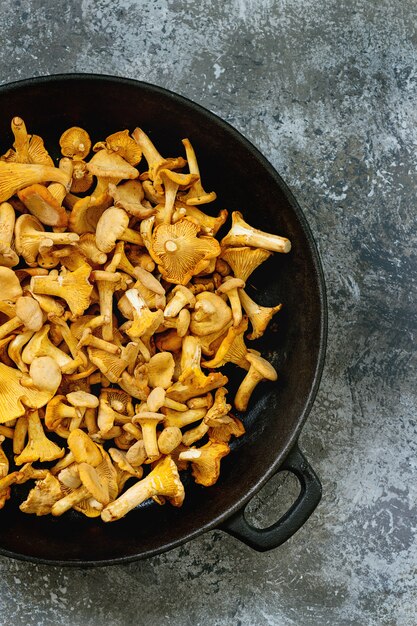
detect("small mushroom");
top-left (132, 127), bottom-right (186, 182)
top-left (201, 318), bottom-right (251, 369)
top-left (147, 352), bottom-right (175, 389)
top-left (67, 428), bottom-right (103, 467)
top-left (190, 292), bottom-right (232, 336)
top-left (221, 246), bottom-right (272, 283)
top-left (70, 160), bottom-right (94, 193)
top-left (222, 211), bottom-right (291, 253)
top-left (59, 127), bottom-right (91, 160)
top-left (108, 181), bottom-right (155, 219)
top-left (19, 472), bottom-right (63, 516)
top-left (15, 214), bottom-right (78, 266)
top-left (238, 288), bottom-right (282, 340)
top-left (180, 138), bottom-right (217, 205)
top-left (125, 439), bottom-right (147, 467)
top-left (181, 421), bottom-right (209, 447)
top-left (87, 149), bottom-right (139, 198)
top-left (101, 455), bottom-right (184, 522)
top-left (66, 390), bottom-right (99, 431)
top-left (0, 160), bottom-right (70, 203)
top-left (0, 296), bottom-right (43, 341)
top-left (5, 117), bottom-right (54, 166)
top-left (69, 194), bottom-right (113, 234)
top-left (0, 361), bottom-right (54, 422)
top-left (0, 202), bottom-right (19, 267)
top-left (45, 395), bottom-right (79, 430)
top-left (178, 440), bottom-right (230, 486)
top-left (96, 130), bottom-right (142, 166)
top-left (132, 411), bottom-right (164, 460)
top-left (150, 218), bottom-right (220, 285)
top-left (234, 352), bottom-right (278, 412)
top-left (208, 416), bottom-right (245, 443)
top-left (95, 207), bottom-right (143, 253)
top-left (162, 407), bottom-right (207, 429)
top-left (158, 426), bottom-right (182, 454)
top-left (28, 356), bottom-right (62, 393)
top-left (15, 409), bottom-right (65, 465)
top-left (30, 264), bottom-right (93, 317)
top-left (217, 277), bottom-right (245, 327)
top-left (164, 285), bottom-right (195, 318)
top-left (160, 309), bottom-right (190, 337)
top-left (17, 184), bottom-right (68, 228)
top-left (13, 416), bottom-right (28, 454)
top-left (108, 447), bottom-right (143, 478)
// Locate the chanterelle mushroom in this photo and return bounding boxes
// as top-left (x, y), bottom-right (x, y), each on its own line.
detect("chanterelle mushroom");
top-left (150, 218), bottom-right (220, 285)
top-left (222, 211), bottom-right (291, 253)
top-left (0, 202), bottom-right (19, 267)
top-left (234, 352), bottom-right (278, 412)
top-left (101, 455), bottom-right (184, 522)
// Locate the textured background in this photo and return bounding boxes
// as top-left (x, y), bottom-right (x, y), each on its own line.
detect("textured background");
top-left (0, 0), bottom-right (415, 624)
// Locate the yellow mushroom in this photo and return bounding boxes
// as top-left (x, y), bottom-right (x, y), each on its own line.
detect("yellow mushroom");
top-left (0, 202), bottom-right (19, 267)
top-left (162, 407), bottom-right (207, 429)
top-left (220, 246), bottom-right (272, 283)
top-left (201, 317), bottom-right (251, 369)
top-left (125, 439), bottom-right (147, 467)
top-left (101, 455), bottom-right (184, 522)
top-left (180, 138), bottom-right (217, 205)
top-left (178, 440), bottom-right (230, 486)
top-left (147, 351), bottom-right (175, 389)
top-left (20, 472), bottom-right (63, 516)
top-left (27, 356), bottom-right (62, 393)
top-left (132, 411), bottom-right (164, 460)
top-left (208, 415), bottom-right (245, 443)
top-left (13, 416), bottom-right (28, 454)
top-left (69, 193), bottom-right (113, 234)
top-left (30, 264), bottom-right (93, 317)
top-left (97, 130), bottom-right (142, 166)
top-left (150, 218), bottom-right (220, 285)
top-left (0, 296), bottom-right (43, 341)
top-left (59, 127), bottom-right (91, 160)
top-left (108, 181), bottom-right (155, 219)
top-left (132, 127), bottom-right (186, 182)
top-left (17, 184), bottom-right (68, 228)
top-left (234, 352), bottom-right (278, 412)
top-left (108, 447), bottom-right (143, 478)
top-left (95, 207), bottom-right (143, 253)
top-left (164, 285), bottom-right (195, 318)
top-left (14, 214), bottom-right (78, 266)
top-left (87, 149), bottom-right (139, 198)
top-left (15, 409), bottom-right (65, 465)
top-left (238, 288), bottom-right (282, 339)
top-left (70, 160), bottom-right (94, 193)
top-left (222, 211), bottom-right (291, 253)
top-left (0, 160), bottom-right (70, 203)
top-left (3, 117), bottom-right (54, 166)
top-left (217, 277), bottom-right (245, 327)
top-left (190, 291), bottom-right (232, 336)
top-left (45, 395), bottom-right (79, 430)
top-left (0, 361), bottom-right (54, 422)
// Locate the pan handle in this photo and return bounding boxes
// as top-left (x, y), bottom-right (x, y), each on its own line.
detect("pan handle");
top-left (220, 443), bottom-right (321, 551)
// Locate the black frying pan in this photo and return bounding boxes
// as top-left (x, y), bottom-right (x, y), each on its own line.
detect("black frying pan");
top-left (0, 75), bottom-right (327, 565)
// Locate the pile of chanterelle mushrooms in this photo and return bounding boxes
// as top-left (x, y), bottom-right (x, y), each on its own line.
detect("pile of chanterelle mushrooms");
top-left (0, 118), bottom-right (290, 521)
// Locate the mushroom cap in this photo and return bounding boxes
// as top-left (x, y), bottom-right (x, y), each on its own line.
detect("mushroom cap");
top-left (0, 362), bottom-right (53, 422)
top-left (246, 352), bottom-right (278, 380)
top-left (95, 207), bottom-right (129, 253)
top-left (0, 267), bottom-right (23, 301)
top-left (147, 351), bottom-right (175, 389)
top-left (150, 218), bottom-right (220, 285)
top-left (71, 160), bottom-right (94, 193)
top-left (87, 150), bottom-right (139, 180)
top-left (187, 440), bottom-right (230, 487)
top-left (17, 184), bottom-right (68, 227)
top-left (67, 428), bottom-right (103, 467)
top-left (220, 246), bottom-right (272, 283)
top-left (59, 127), bottom-right (91, 160)
top-left (101, 130), bottom-right (143, 166)
top-left (29, 356), bottom-right (62, 393)
top-left (19, 472), bottom-right (63, 515)
top-left (132, 411), bottom-right (164, 426)
top-left (15, 296), bottom-right (43, 331)
top-left (78, 462), bottom-right (110, 505)
top-left (14, 214), bottom-right (46, 265)
top-left (190, 292), bottom-right (233, 336)
top-left (66, 390), bottom-right (99, 409)
top-left (69, 194), bottom-right (113, 234)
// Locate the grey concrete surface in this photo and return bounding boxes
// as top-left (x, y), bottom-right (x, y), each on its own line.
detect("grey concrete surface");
top-left (0, 0), bottom-right (415, 624)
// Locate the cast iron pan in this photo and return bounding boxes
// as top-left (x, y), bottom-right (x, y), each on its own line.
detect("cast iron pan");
top-left (0, 75), bottom-right (327, 565)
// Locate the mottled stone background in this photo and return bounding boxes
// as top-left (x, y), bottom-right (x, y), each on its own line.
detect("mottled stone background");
top-left (0, 0), bottom-right (415, 624)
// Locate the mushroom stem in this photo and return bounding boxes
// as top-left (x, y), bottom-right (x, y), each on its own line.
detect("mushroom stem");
top-left (77, 329), bottom-right (121, 354)
top-left (52, 485), bottom-right (90, 516)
